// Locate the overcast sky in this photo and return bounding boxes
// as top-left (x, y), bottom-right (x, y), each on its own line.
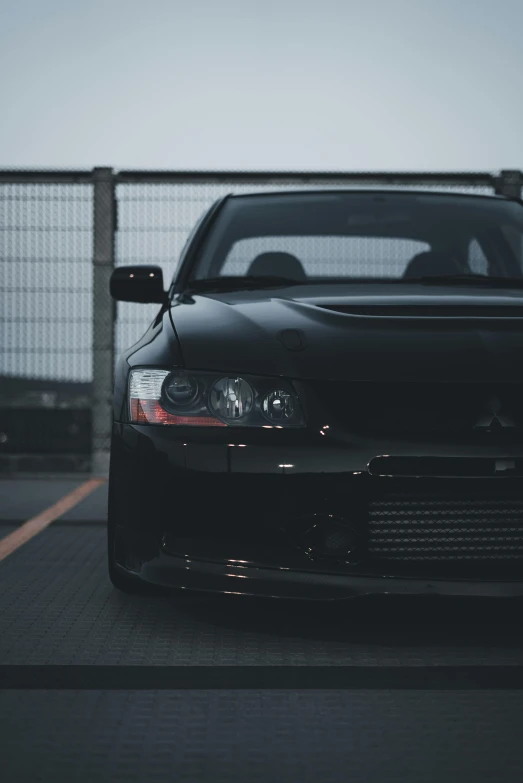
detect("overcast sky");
top-left (1, 0), bottom-right (522, 170)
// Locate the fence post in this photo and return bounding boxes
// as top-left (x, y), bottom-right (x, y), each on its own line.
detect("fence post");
top-left (91, 167), bottom-right (116, 475)
top-left (494, 170), bottom-right (523, 269)
top-left (495, 170), bottom-right (523, 199)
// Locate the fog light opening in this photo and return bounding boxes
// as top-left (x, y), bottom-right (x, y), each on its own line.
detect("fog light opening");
top-left (293, 514), bottom-right (362, 563)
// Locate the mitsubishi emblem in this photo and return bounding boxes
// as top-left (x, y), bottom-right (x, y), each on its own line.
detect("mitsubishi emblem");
top-left (474, 397), bottom-right (516, 430)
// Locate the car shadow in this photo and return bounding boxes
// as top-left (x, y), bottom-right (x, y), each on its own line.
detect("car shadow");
top-left (164, 592), bottom-right (523, 655)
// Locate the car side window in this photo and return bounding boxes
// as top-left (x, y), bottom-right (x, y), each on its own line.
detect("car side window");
top-left (500, 225), bottom-right (523, 272)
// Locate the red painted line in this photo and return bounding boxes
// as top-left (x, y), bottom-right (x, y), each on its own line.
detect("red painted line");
top-left (0, 478), bottom-right (106, 562)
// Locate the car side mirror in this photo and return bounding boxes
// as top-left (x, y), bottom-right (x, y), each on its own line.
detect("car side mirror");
top-left (110, 265), bottom-right (166, 303)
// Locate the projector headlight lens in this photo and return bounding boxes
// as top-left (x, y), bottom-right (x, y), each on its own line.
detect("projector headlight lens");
top-left (209, 377), bottom-right (254, 420)
top-left (163, 371), bottom-right (199, 409)
top-left (262, 389), bottom-right (295, 422)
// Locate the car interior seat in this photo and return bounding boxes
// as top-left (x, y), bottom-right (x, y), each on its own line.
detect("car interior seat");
top-left (247, 252), bottom-right (308, 280)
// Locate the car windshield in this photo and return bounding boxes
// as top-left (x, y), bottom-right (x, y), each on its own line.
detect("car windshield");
top-left (188, 191), bottom-right (523, 286)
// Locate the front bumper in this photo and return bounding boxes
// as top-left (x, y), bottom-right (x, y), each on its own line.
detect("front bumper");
top-left (110, 422), bottom-right (523, 600)
top-left (116, 553), bottom-right (523, 600)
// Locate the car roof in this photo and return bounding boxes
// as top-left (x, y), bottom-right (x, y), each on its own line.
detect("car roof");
top-left (225, 188), bottom-right (509, 201)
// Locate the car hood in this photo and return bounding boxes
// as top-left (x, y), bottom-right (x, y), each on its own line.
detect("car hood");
top-left (169, 284), bottom-right (523, 382)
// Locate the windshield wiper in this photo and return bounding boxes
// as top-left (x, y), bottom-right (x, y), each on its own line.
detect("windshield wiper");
top-left (185, 273), bottom-right (523, 293)
top-left (410, 274), bottom-right (523, 289)
top-left (184, 275), bottom-right (307, 293)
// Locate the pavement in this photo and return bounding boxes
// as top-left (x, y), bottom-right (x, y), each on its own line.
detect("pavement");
top-left (1, 476), bottom-right (523, 782)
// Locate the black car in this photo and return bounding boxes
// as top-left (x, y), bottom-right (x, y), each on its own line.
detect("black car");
top-left (109, 188), bottom-right (523, 599)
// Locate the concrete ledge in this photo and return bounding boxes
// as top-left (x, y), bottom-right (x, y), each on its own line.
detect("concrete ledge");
top-left (0, 454), bottom-right (92, 475)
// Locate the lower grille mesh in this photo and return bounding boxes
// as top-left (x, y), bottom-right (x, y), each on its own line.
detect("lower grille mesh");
top-left (368, 497), bottom-right (523, 561)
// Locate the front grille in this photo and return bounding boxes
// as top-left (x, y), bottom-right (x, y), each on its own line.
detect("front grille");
top-left (367, 496), bottom-right (523, 561)
top-left (312, 382), bottom-right (523, 436)
top-left (368, 456), bottom-right (523, 477)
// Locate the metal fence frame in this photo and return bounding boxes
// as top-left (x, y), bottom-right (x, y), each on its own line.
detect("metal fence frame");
top-left (1, 167), bottom-right (522, 474)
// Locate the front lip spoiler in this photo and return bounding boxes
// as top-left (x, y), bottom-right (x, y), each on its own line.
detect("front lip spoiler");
top-left (119, 554), bottom-right (523, 601)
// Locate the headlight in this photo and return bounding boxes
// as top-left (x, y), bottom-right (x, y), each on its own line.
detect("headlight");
top-left (209, 377), bottom-right (254, 421)
top-left (262, 389), bottom-right (295, 423)
top-left (128, 369), bottom-right (304, 427)
top-left (164, 372), bottom-right (199, 409)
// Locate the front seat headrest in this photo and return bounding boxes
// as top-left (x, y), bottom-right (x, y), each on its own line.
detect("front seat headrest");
top-left (403, 251), bottom-right (461, 278)
top-left (247, 252), bottom-right (307, 280)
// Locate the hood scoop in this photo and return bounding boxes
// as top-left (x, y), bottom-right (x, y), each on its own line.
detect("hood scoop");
top-left (318, 304), bottom-right (523, 318)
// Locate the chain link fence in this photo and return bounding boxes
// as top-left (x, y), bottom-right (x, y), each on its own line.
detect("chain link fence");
top-left (1, 168), bottom-right (522, 472)
top-left (0, 176), bottom-right (93, 470)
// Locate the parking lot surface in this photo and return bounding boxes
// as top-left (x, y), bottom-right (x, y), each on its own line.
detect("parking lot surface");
top-left (1, 477), bottom-right (523, 782)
